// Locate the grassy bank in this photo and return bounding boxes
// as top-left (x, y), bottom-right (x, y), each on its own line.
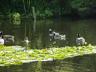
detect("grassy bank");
top-left (0, 44), bottom-right (95, 66)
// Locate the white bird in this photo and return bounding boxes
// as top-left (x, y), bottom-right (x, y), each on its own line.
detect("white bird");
top-left (60, 34), bottom-right (66, 40)
top-left (49, 29), bottom-right (66, 41)
top-left (23, 37), bottom-right (29, 46)
top-left (53, 32), bottom-right (60, 40)
top-left (76, 33), bottom-right (86, 45)
top-left (0, 37), bottom-right (4, 45)
top-left (0, 31), bottom-right (4, 45)
top-left (24, 37), bottom-right (30, 45)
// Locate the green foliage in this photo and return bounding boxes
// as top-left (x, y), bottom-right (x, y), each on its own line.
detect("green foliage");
top-left (11, 12), bottom-right (21, 25)
top-left (1, 0), bottom-right (96, 18)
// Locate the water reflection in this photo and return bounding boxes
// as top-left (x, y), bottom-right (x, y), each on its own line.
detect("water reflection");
top-left (0, 54), bottom-right (96, 72)
top-left (0, 18), bottom-right (96, 48)
top-left (0, 18), bottom-right (96, 72)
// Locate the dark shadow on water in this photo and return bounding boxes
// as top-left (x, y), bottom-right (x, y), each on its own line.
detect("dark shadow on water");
top-left (1, 53), bottom-right (96, 72)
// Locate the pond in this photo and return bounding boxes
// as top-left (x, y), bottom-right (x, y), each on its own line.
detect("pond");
top-left (0, 54), bottom-right (96, 72)
top-left (0, 18), bottom-right (96, 72)
top-left (0, 18), bottom-right (96, 48)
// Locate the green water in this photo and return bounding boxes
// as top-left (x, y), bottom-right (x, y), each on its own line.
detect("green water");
top-left (0, 54), bottom-right (96, 72)
top-left (0, 18), bottom-right (96, 48)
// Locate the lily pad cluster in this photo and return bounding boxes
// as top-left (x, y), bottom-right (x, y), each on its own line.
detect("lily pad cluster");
top-left (0, 44), bottom-right (95, 66)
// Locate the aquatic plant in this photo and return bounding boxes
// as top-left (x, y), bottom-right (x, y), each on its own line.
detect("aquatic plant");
top-left (0, 44), bottom-right (95, 66)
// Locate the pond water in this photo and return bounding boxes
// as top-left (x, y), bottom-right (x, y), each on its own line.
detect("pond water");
top-left (0, 18), bottom-right (96, 72)
top-left (1, 54), bottom-right (96, 72)
top-left (0, 18), bottom-right (96, 48)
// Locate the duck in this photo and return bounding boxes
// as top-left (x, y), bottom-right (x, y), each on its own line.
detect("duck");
top-left (49, 29), bottom-right (66, 41)
top-left (49, 29), bottom-right (60, 40)
top-left (76, 33), bottom-right (86, 45)
top-left (53, 31), bottom-right (60, 40)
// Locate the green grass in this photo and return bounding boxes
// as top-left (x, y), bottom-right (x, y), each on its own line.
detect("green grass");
top-left (0, 44), bottom-right (95, 66)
